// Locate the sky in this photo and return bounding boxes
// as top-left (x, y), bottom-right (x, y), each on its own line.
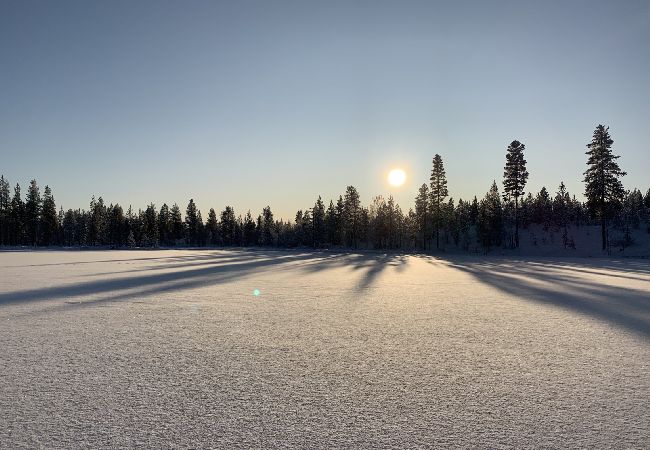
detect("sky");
top-left (1, 0), bottom-right (649, 220)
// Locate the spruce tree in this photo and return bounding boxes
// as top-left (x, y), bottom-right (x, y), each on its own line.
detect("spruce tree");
top-left (325, 200), bottom-right (338, 246)
top-left (108, 204), bottom-right (125, 247)
top-left (185, 199), bottom-right (199, 246)
top-left (243, 211), bottom-right (256, 246)
top-left (40, 185), bottom-right (58, 246)
top-left (312, 196), bottom-right (326, 248)
top-left (0, 175), bottom-right (10, 246)
top-left (24, 179), bottom-right (42, 246)
top-left (343, 186), bottom-right (361, 248)
top-left (261, 206), bottom-right (275, 246)
top-left (158, 204), bottom-right (171, 246)
top-left (206, 208), bottom-right (219, 245)
top-left (142, 204), bottom-right (159, 247)
top-left (220, 206), bottom-right (236, 245)
top-left (429, 154), bottom-right (448, 250)
top-left (583, 125), bottom-right (626, 250)
top-left (414, 184), bottom-right (430, 250)
top-left (477, 181), bottom-right (503, 252)
top-left (554, 182), bottom-right (571, 248)
top-left (170, 203), bottom-right (184, 244)
top-left (503, 140), bottom-right (528, 248)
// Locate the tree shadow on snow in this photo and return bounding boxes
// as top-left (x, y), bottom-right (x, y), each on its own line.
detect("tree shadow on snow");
top-left (440, 256), bottom-right (650, 338)
top-left (0, 250), bottom-right (408, 311)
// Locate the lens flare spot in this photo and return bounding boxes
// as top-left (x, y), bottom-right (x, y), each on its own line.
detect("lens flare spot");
top-left (253, 288), bottom-right (261, 297)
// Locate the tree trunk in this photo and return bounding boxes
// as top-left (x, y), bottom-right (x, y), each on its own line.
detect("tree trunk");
top-left (514, 197), bottom-right (519, 249)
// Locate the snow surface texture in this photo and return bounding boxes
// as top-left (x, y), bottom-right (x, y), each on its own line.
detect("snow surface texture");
top-left (0, 249), bottom-right (648, 449)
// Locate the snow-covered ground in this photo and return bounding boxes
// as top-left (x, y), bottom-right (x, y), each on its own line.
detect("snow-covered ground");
top-left (0, 249), bottom-right (648, 448)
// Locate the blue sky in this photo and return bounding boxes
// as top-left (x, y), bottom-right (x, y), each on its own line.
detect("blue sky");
top-left (1, 0), bottom-right (648, 219)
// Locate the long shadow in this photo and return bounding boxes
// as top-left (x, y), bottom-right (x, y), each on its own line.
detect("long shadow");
top-left (81, 251), bottom-right (268, 277)
top-left (1, 249), bottom-right (413, 312)
top-left (0, 251), bottom-right (336, 307)
top-left (444, 256), bottom-right (650, 338)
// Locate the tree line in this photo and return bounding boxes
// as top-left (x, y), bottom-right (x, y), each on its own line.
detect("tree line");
top-left (0, 125), bottom-right (647, 252)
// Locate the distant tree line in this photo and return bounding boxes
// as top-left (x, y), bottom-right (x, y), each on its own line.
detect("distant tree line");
top-left (0, 125), bottom-right (647, 253)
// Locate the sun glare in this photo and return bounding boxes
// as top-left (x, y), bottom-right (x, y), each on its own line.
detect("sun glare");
top-left (388, 168), bottom-right (406, 187)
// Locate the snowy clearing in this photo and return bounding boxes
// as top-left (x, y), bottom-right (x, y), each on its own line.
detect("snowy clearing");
top-left (1, 249), bottom-right (649, 448)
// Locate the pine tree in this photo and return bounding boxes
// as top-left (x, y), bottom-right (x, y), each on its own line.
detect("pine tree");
top-left (158, 204), bottom-right (171, 246)
top-left (429, 154), bottom-right (448, 250)
top-left (414, 184), bottom-right (429, 250)
top-left (142, 204), bottom-right (159, 247)
top-left (343, 186), bottom-right (361, 249)
top-left (108, 204), bottom-right (125, 247)
top-left (0, 175), bottom-right (10, 246)
top-left (24, 179), bottom-right (42, 246)
top-left (220, 206), bottom-right (236, 245)
top-left (185, 199), bottom-right (200, 246)
top-left (477, 181), bottom-right (503, 252)
top-left (553, 182), bottom-right (571, 248)
top-left (583, 125), bottom-right (626, 250)
top-left (40, 185), bottom-right (58, 246)
top-left (325, 200), bottom-right (338, 246)
top-left (9, 184), bottom-right (24, 245)
top-left (243, 210), bottom-right (256, 246)
top-left (532, 187), bottom-right (552, 227)
top-left (170, 203), bottom-right (184, 244)
top-left (260, 206), bottom-right (275, 246)
top-left (335, 195), bottom-right (344, 245)
top-left (502, 140), bottom-right (529, 248)
top-left (312, 196), bottom-right (326, 248)
top-left (206, 208), bottom-right (219, 245)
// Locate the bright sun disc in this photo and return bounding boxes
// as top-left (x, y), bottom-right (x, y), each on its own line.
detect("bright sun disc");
top-left (388, 168), bottom-right (406, 187)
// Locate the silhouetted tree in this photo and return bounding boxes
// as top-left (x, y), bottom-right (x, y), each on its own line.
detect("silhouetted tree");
top-left (158, 204), bottom-right (171, 246)
top-left (141, 204), bottom-right (159, 247)
top-left (0, 176), bottom-right (10, 245)
top-left (503, 140), bottom-right (529, 248)
top-left (206, 208), bottom-right (219, 245)
top-left (170, 203), bottom-right (184, 244)
top-left (220, 206), bottom-right (236, 245)
top-left (429, 154), bottom-right (448, 250)
top-left (583, 125), bottom-right (626, 250)
top-left (108, 204), bottom-right (125, 247)
top-left (477, 181), bottom-right (503, 252)
top-left (343, 186), bottom-right (361, 248)
top-left (40, 185), bottom-right (58, 246)
top-left (260, 206), bottom-right (275, 246)
top-left (24, 179), bottom-right (41, 246)
top-left (185, 199), bottom-right (200, 246)
top-left (243, 211), bottom-right (256, 246)
top-left (553, 182), bottom-right (571, 248)
top-left (414, 184), bottom-right (430, 250)
top-left (312, 196), bottom-right (326, 248)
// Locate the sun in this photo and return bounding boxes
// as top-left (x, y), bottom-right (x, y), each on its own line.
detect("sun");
top-left (388, 168), bottom-right (406, 187)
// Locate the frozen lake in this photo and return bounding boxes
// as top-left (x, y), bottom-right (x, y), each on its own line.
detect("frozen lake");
top-left (1, 249), bottom-right (649, 448)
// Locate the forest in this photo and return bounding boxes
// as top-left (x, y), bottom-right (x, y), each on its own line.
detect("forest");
top-left (1, 125), bottom-right (647, 253)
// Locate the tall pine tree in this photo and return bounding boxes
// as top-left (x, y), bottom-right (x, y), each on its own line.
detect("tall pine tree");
top-left (502, 140), bottom-right (528, 248)
top-left (0, 176), bottom-right (10, 246)
top-left (429, 154), bottom-right (448, 250)
top-left (583, 125), bottom-right (626, 250)
top-left (24, 179), bottom-right (42, 246)
top-left (40, 185), bottom-right (58, 246)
